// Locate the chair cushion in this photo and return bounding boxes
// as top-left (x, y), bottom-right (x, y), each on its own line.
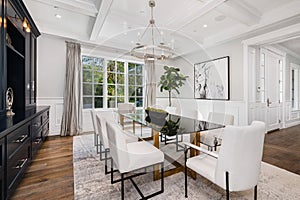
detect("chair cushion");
top-left (123, 131), bottom-right (138, 143)
top-left (121, 141), bottom-right (164, 173)
top-left (186, 154), bottom-right (217, 183)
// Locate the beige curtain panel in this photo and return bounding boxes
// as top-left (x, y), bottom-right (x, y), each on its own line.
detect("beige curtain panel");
top-left (144, 60), bottom-right (156, 108)
top-left (61, 42), bottom-right (83, 136)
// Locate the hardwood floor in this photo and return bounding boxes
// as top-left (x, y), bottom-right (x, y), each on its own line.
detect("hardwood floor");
top-left (11, 125), bottom-right (300, 199)
top-left (262, 125), bottom-right (300, 175)
top-left (11, 136), bottom-right (74, 200)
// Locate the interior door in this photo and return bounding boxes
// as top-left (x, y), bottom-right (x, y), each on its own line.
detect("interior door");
top-left (261, 48), bottom-right (282, 131)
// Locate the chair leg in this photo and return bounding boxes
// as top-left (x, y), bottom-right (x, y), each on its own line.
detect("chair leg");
top-left (121, 173), bottom-right (124, 200)
top-left (105, 149), bottom-right (108, 174)
top-left (226, 171), bottom-right (229, 200)
top-left (111, 158), bottom-right (114, 184)
top-left (184, 148), bottom-right (188, 198)
top-left (161, 162), bottom-right (164, 193)
top-left (254, 185), bottom-right (257, 200)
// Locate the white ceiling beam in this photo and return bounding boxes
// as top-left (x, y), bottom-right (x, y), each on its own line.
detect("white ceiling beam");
top-left (90, 0), bottom-right (113, 41)
top-left (216, 0), bottom-right (261, 26)
top-left (32, 0), bottom-right (98, 17)
top-left (171, 0), bottom-right (227, 32)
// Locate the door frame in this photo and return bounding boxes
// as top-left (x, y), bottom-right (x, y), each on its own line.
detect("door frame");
top-left (242, 23), bottom-right (300, 128)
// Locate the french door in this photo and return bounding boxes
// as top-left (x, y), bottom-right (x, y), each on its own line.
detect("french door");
top-left (260, 48), bottom-right (283, 132)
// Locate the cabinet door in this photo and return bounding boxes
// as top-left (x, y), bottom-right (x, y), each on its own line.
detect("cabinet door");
top-left (0, 0), bottom-right (5, 116)
top-left (0, 137), bottom-right (5, 200)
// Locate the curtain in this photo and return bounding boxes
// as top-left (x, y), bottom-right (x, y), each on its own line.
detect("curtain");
top-left (144, 60), bottom-right (156, 108)
top-left (60, 42), bottom-right (82, 136)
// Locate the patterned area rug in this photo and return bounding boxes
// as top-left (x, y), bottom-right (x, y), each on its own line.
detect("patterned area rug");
top-left (73, 134), bottom-right (300, 200)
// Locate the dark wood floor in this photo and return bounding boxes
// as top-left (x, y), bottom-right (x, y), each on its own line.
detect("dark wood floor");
top-left (11, 136), bottom-right (74, 200)
top-left (262, 125), bottom-right (300, 175)
top-left (11, 125), bottom-right (300, 199)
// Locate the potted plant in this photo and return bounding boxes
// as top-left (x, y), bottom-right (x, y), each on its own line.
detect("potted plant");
top-left (158, 66), bottom-right (188, 106)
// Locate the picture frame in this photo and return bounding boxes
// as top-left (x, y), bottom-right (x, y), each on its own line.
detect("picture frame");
top-left (194, 56), bottom-right (230, 100)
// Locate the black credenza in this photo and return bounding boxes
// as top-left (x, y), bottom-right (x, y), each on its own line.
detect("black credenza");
top-left (0, 106), bottom-right (50, 199)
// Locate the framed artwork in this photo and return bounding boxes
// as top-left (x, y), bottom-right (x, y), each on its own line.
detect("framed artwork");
top-left (194, 56), bottom-right (230, 100)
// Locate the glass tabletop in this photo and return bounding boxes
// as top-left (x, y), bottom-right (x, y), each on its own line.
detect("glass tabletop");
top-left (121, 110), bottom-right (224, 135)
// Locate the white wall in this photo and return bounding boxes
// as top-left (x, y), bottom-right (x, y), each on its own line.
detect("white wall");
top-left (156, 39), bottom-right (247, 125)
top-left (37, 34), bottom-right (66, 135)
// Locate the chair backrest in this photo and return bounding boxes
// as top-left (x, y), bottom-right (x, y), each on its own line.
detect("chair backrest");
top-left (106, 122), bottom-right (129, 171)
top-left (208, 112), bottom-right (234, 125)
top-left (90, 110), bottom-right (98, 134)
top-left (96, 111), bottom-right (119, 149)
top-left (118, 103), bottom-right (136, 114)
top-left (215, 121), bottom-right (266, 191)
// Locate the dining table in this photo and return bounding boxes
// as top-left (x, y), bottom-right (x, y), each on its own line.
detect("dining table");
top-left (119, 109), bottom-right (224, 180)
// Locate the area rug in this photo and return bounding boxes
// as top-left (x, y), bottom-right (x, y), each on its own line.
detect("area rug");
top-left (73, 134), bottom-right (300, 200)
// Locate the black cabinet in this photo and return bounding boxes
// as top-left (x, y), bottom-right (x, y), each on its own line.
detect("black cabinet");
top-left (0, 137), bottom-right (5, 200)
top-left (0, 106), bottom-right (49, 199)
top-left (0, 0), bottom-right (40, 116)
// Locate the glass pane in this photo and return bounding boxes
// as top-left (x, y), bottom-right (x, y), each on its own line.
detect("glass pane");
top-left (83, 84), bottom-right (92, 95)
top-left (117, 74), bottom-right (125, 84)
top-left (136, 98), bottom-right (143, 107)
top-left (261, 91), bottom-right (265, 103)
top-left (136, 86), bottom-right (143, 96)
top-left (129, 86), bottom-right (135, 96)
top-left (279, 93), bottom-right (283, 103)
top-left (83, 97), bottom-right (92, 109)
top-left (260, 79), bottom-right (265, 90)
top-left (117, 97), bottom-right (124, 103)
top-left (260, 66), bottom-right (265, 79)
top-left (94, 71), bottom-right (103, 84)
top-left (107, 73), bottom-right (116, 84)
top-left (82, 56), bottom-right (93, 70)
top-left (94, 84), bottom-right (103, 96)
top-left (260, 53), bottom-right (265, 66)
top-left (107, 60), bottom-right (115, 72)
top-left (136, 75), bottom-right (143, 85)
top-left (136, 64), bottom-right (143, 74)
top-left (93, 57), bottom-right (104, 71)
top-left (128, 63), bottom-right (135, 74)
top-left (117, 61), bottom-right (124, 73)
top-left (107, 85), bottom-right (115, 96)
top-left (107, 97), bottom-right (116, 108)
top-left (129, 97), bottom-right (135, 103)
top-left (128, 75), bottom-right (135, 85)
top-left (95, 97), bottom-right (103, 108)
top-left (117, 85), bottom-right (125, 96)
top-left (83, 70), bottom-right (92, 82)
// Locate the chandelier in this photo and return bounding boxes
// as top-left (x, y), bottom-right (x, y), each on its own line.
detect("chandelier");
top-left (130, 0), bottom-right (174, 61)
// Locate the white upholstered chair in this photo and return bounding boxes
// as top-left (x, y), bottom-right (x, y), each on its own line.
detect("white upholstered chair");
top-left (106, 122), bottom-right (164, 199)
top-left (96, 111), bottom-right (138, 174)
top-left (90, 110), bottom-right (101, 153)
top-left (118, 103), bottom-right (136, 130)
top-left (201, 112), bottom-right (234, 151)
top-left (184, 121), bottom-right (266, 200)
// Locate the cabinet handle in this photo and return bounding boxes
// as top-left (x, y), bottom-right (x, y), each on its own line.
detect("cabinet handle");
top-left (34, 138), bottom-right (42, 144)
top-left (33, 123), bottom-right (39, 127)
top-left (14, 135), bottom-right (28, 143)
top-left (15, 158), bottom-right (28, 169)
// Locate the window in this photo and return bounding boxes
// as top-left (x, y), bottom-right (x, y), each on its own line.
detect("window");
top-left (291, 63), bottom-right (300, 110)
top-left (259, 53), bottom-right (266, 102)
top-left (82, 55), bottom-right (144, 109)
top-left (82, 56), bottom-right (104, 109)
top-left (128, 63), bottom-right (144, 107)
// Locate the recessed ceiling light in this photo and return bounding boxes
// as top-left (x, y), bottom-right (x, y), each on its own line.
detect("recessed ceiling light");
top-left (203, 24), bottom-right (208, 28)
top-left (215, 15), bottom-right (226, 22)
top-left (55, 14), bottom-right (61, 19)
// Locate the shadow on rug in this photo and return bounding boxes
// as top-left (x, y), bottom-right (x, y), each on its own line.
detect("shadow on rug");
top-left (73, 134), bottom-right (300, 200)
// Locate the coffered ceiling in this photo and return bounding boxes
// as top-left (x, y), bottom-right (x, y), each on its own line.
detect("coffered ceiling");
top-left (24, 0), bottom-right (300, 56)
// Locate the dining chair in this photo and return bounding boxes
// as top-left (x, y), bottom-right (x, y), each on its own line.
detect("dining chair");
top-left (90, 110), bottom-right (100, 153)
top-left (184, 121), bottom-right (266, 200)
top-left (201, 112), bottom-right (234, 151)
top-left (96, 111), bottom-right (138, 174)
top-left (118, 103), bottom-right (136, 130)
top-left (106, 122), bottom-right (164, 200)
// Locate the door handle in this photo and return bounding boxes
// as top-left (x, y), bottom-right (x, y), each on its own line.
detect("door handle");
top-left (267, 98), bottom-right (272, 107)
